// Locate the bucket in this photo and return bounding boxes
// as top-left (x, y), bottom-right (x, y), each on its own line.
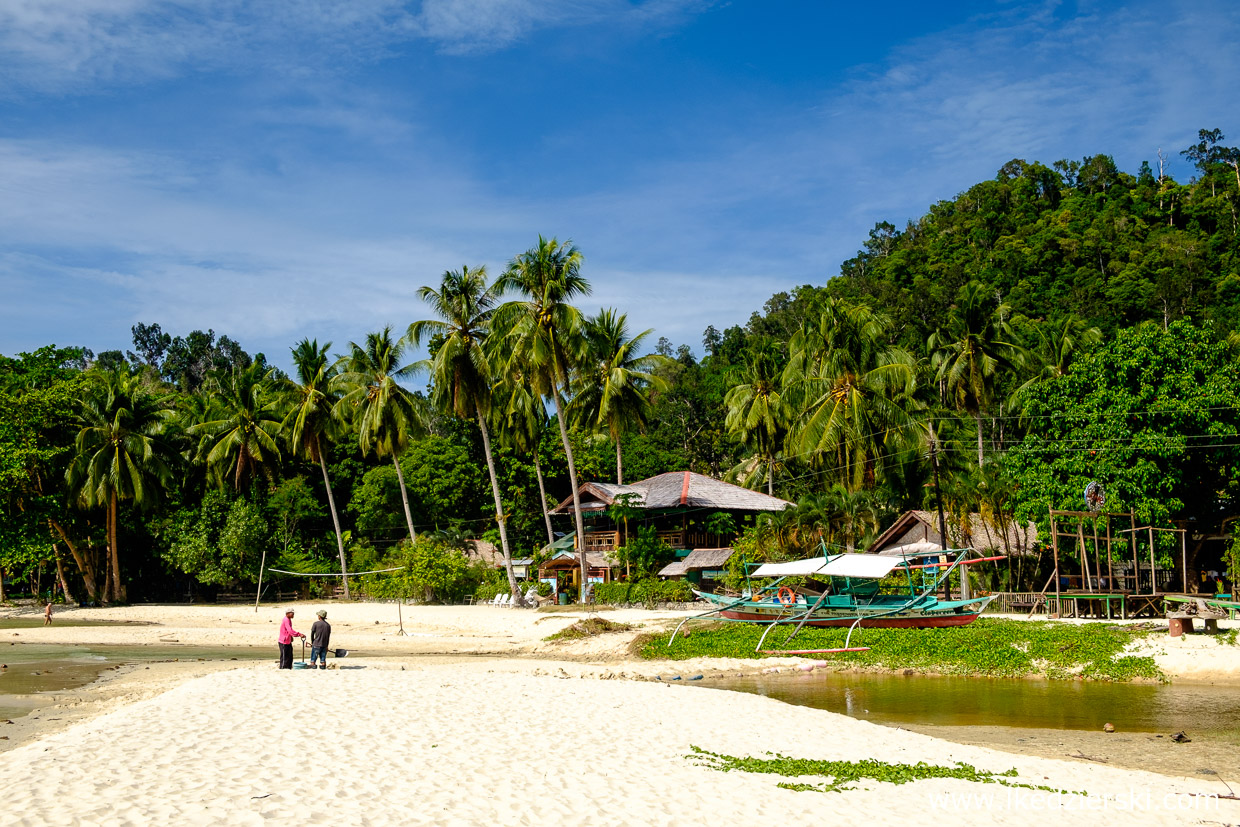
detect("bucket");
top-left (557, 592), bottom-right (570, 605)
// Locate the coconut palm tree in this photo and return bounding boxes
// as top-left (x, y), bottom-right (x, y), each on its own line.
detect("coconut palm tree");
top-left (724, 350), bottom-right (786, 496)
top-left (571, 308), bottom-right (669, 484)
top-left (928, 281), bottom-right (1024, 465)
top-left (408, 265), bottom-right (523, 603)
top-left (282, 338), bottom-right (350, 598)
top-left (334, 327), bottom-right (426, 541)
top-left (192, 362), bottom-right (284, 490)
top-left (822, 483), bottom-right (880, 553)
top-left (66, 367), bottom-right (176, 602)
top-left (783, 298), bottom-right (917, 490)
top-left (496, 374), bottom-right (557, 547)
top-left (493, 236), bottom-right (591, 600)
top-left (1011, 315), bottom-right (1102, 408)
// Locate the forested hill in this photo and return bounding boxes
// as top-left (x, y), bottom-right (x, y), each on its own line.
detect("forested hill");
top-left (823, 133), bottom-right (1240, 343)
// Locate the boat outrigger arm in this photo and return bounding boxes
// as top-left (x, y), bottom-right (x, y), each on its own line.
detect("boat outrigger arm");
top-left (667, 547), bottom-right (1000, 653)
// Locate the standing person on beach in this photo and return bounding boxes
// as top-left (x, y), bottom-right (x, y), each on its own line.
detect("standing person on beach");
top-left (309, 610), bottom-right (331, 670)
top-left (43, 602), bottom-right (52, 626)
top-left (278, 609), bottom-right (305, 669)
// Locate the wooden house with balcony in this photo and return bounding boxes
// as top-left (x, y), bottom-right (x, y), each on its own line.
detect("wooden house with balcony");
top-left (548, 471), bottom-right (794, 571)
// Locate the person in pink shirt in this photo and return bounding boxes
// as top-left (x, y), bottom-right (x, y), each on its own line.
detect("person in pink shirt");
top-left (277, 609), bottom-right (305, 669)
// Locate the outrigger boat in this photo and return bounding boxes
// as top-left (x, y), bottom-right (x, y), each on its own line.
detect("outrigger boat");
top-left (669, 547), bottom-right (999, 653)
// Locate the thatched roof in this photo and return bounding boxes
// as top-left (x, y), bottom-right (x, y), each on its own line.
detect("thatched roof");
top-left (658, 547), bottom-right (735, 577)
top-left (867, 510), bottom-right (1039, 555)
top-left (551, 472), bottom-right (793, 515)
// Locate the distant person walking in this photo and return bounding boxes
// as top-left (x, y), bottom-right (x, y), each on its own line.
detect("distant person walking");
top-left (43, 602), bottom-right (52, 626)
top-left (277, 609), bottom-right (305, 669)
top-left (310, 610), bottom-right (331, 670)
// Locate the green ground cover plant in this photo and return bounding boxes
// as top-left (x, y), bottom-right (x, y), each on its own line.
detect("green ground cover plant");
top-left (687, 746), bottom-right (1082, 794)
top-left (641, 618), bottom-right (1163, 681)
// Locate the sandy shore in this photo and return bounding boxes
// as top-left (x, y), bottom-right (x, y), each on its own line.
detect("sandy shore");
top-left (0, 604), bottom-right (1238, 824)
top-left (0, 658), bottom-right (1231, 826)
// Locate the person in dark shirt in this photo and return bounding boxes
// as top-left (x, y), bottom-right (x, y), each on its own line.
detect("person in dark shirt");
top-left (310, 610), bottom-right (331, 670)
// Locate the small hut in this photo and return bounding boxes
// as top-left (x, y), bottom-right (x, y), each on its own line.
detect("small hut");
top-left (657, 547), bottom-right (735, 591)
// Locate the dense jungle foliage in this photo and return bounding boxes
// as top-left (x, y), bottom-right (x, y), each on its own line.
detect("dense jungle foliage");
top-left (4, 129), bottom-right (1240, 603)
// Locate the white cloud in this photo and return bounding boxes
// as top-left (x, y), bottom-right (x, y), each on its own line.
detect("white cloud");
top-left (0, 0), bottom-right (707, 93)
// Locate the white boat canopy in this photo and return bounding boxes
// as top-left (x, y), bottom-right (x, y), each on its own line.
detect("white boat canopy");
top-left (751, 553), bottom-right (903, 580)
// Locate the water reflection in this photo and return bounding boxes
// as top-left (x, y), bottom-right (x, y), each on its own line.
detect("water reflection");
top-left (700, 671), bottom-right (1240, 739)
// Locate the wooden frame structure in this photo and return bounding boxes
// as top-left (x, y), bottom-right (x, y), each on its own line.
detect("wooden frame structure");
top-left (1045, 509), bottom-right (1191, 618)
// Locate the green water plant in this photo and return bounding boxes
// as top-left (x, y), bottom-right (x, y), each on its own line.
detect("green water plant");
top-left (643, 618), bottom-right (1163, 682)
top-left (687, 746), bottom-right (1082, 794)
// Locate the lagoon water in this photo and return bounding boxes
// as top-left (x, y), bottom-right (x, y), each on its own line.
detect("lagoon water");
top-left (0, 642), bottom-right (270, 720)
top-left (699, 671), bottom-right (1240, 740)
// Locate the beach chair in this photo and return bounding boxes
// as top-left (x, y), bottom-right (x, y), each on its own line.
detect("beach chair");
top-left (523, 587), bottom-right (538, 607)
top-left (498, 594), bottom-right (511, 607)
top-left (490, 594), bottom-right (504, 606)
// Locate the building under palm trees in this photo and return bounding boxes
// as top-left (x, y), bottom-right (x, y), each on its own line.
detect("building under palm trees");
top-left (866, 510), bottom-right (1039, 558)
top-left (546, 471), bottom-right (793, 590)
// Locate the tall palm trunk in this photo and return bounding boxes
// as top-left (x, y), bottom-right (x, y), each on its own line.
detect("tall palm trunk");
top-left (52, 545), bottom-right (73, 603)
top-left (615, 437), bottom-right (624, 485)
top-left (318, 443), bottom-right (349, 599)
top-left (108, 491), bottom-right (121, 603)
top-left (975, 412), bottom-right (985, 467)
top-left (477, 403), bottom-right (521, 603)
top-left (552, 391), bottom-right (587, 601)
top-left (392, 454), bottom-right (417, 541)
top-left (767, 459), bottom-right (774, 496)
top-left (50, 519), bottom-right (99, 603)
top-left (534, 454), bottom-right (554, 547)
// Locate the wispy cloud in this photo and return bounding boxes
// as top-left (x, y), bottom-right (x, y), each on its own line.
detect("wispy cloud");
top-left (0, 0), bottom-right (707, 94)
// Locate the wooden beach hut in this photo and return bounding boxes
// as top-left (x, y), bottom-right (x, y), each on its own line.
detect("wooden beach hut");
top-left (549, 471), bottom-right (793, 558)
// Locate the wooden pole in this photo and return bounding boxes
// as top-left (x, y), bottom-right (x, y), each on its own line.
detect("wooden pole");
top-left (1105, 518), bottom-right (1113, 592)
top-left (1181, 529), bottom-right (1188, 594)
top-left (1092, 520), bottom-right (1102, 590)
top-left (1148, 526), bottom-right (1156, 595)
top-left (1078, 523), bottom-right (1091, 592)
top-left (255, 545), bottom-right (268, 613)
top-left (1051, 507), bottom-right (1060, 616)
top-left (1131, 512), bottom-right (1138, 593)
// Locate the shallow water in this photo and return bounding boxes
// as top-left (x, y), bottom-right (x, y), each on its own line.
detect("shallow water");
top-left (0, 618), bottom-right (156, 629)
top-left (698, 671), bottom-right (1240, 741)
top-left (0, 644), bottom-right (269, 720)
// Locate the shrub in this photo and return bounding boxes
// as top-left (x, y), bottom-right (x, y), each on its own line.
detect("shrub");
top-left (593, 578), bottom-right (693, 607)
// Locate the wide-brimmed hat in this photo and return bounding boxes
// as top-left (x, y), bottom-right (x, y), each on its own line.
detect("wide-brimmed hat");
top-left (316, 610), bottom-right (327, 618)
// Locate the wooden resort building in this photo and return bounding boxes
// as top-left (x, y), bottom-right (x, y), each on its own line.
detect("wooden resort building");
top-left (867, 510), bottom-right (1039, 558)
top-left (543, 471), bottom-right (793, 592)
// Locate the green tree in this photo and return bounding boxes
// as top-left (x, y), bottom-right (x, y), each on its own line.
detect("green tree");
top-left (783, 298), bottom-right (916, 490)
top-left (282, 338), bottom-right (351, 597)
top-left (929, 282), bottom-right (1024, 466)
top-left (1005, 320), bottom-right (1240, 581)
top-left (335, 327), bottom-right (426, 541)
top-left (192, 362), bottom-right (284, 490)
top-left (572, 308), bottom-right (669, 484)
top-left (494, 236), bottom-right (592, 599)
top-left (66, 367), bottom-right (176, 602)
top-left (409, 265), bottom-right (523, 603)
top-left (724, 350), bottom-right (786, 495)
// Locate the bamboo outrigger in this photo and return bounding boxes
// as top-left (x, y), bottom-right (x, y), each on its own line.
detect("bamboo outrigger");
top-left (669, 547), bottom-right (999, 654)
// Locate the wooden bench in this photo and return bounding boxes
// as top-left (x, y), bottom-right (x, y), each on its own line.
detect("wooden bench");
top-left (1167, 599), bottom-right (1227, 637)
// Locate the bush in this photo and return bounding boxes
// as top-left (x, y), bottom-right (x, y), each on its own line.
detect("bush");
top-left (593, 578), bottom-right (694, 607)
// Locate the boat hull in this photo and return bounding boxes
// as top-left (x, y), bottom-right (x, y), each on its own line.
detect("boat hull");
top-left (714, 608), bottom-right (982, 628)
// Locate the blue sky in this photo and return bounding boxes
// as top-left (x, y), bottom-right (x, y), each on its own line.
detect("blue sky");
top-left (2, 0), bottom-right (1238, 369)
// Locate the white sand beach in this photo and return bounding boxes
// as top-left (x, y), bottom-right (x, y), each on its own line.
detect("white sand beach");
top-left (0, 604), bottom-right (1236, 825)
